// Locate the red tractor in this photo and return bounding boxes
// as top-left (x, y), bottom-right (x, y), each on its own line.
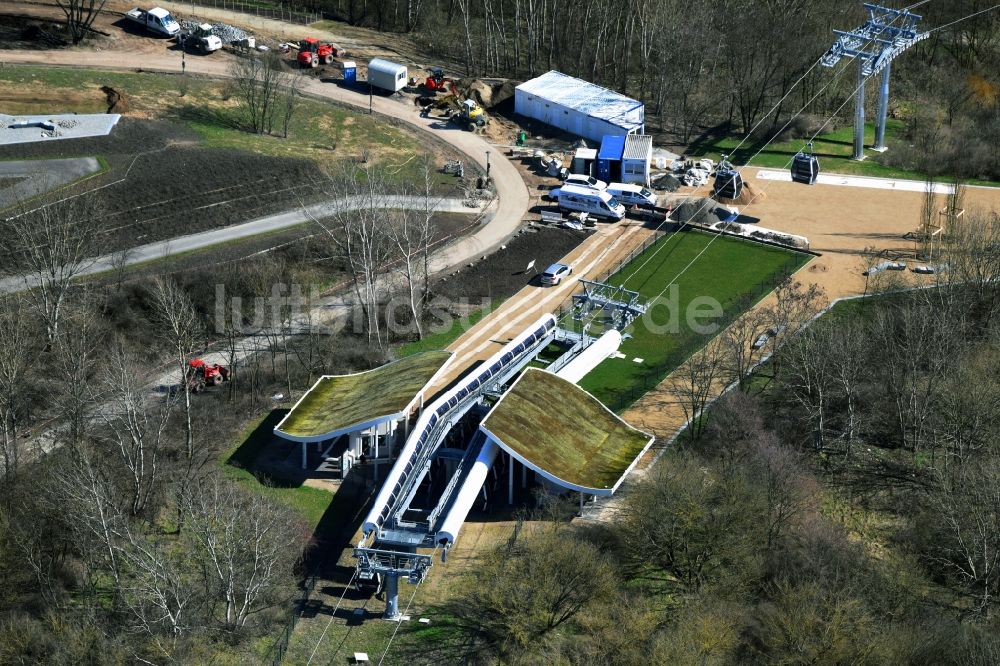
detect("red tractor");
top-left (186, 358), bottom-right (230, 394)
top-left (297, 37), bottom-right (345, 68)
top-left (423, 67), bottom-right (455, 94)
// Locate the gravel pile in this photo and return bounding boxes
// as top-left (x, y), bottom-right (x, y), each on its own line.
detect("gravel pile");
top-left (179, 19), bottom-right (248, 43)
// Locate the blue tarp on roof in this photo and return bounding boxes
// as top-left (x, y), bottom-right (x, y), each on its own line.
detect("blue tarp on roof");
top-left (598, 135), bottom-right (626, 161)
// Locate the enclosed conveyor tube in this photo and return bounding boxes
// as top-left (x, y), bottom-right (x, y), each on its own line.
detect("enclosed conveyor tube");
top-left (435, 440), bottom-right (498, 547)
top-left (555, 329), bottom-right (622, 383)
top-left (361, 313), bottom-right (557, 538)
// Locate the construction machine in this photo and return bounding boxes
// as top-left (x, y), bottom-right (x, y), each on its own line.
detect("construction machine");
top-left (422, 94), bottom-right (488, 131)
top-left (423, 67), bottom-right (455, 94)
top-left (297, 37), bottom-right (345, 68)
top-left (186, 358), bottom-right (230, 393)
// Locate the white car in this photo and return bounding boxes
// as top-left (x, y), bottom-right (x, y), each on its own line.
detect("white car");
top-left (540, 263), bottom-right (573, 286)
top-left (562, 174), bottom-right (608, 191)
top-left (606, 183), bottom-right (658, 208)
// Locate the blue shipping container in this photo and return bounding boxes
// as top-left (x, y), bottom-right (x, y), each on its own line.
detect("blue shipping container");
top-left (597, 135), bottom-right (626, 182)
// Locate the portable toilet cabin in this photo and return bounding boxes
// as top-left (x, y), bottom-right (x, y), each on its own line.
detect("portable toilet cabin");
top-left (367, 58), bottom-right (407, 93)
top-left (572, 147), bottom-right (597, 175)
top-left (341, 61), bottom-right (357, 84)
top-left (622, 134), bottom-right (653, 186)
top-left (597, 135), bottom-right (626, 184)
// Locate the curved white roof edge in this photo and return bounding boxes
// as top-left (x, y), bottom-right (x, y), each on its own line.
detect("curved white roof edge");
top-left (368, 57), bottom-right (407, 74)
top-left (274, 412), bottom-right (405, 444)
top-left (479, 368), bottom-right (654, 496)
top-left (273, 350), bottom-right (454, 442)
top-left (362, 314), bottom-right (557, 538)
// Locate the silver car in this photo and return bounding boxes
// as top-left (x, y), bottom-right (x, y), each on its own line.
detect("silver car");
top-left (540, 263), bottom-right (573, 286)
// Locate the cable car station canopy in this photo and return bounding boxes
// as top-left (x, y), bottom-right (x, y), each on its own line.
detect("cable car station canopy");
top-left (480, 368), bottom-right (654, 495)
top-left (274, 351), bottom-right (454, 442)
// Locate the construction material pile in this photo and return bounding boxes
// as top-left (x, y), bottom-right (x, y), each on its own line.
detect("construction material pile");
top-left (671, 158), bottom-right (714, 187)
top-left (179, 19), bottom-right (248, 43)
top-left (714, 181), bottom-right (767, 206)
top-left (458, 78), bottom-right (516, 109)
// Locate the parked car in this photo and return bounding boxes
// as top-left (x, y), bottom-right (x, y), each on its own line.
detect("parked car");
top-left (606, 183), bottom-right (658, 208)
top-left (556, 184), bottom-right (626, 220)
top-left (562, 173), bottom-right (608, 190)
top-left (540, 262), bottom-right (573, 286)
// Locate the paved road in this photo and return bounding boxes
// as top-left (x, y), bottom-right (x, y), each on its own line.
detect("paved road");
top-left (0, 49), bottom-right (530, 280)
top-left (0, 194), bottom-right (484, 294)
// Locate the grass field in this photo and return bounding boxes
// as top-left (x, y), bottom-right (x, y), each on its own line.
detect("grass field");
top-left (0, 66), bottom-right (455, 186)
top-left (688, 120), bottom-right (1000, 187)
top-left (578, 230), bottom-right (809, 409)
top-left (223, 411), bottom-right (334, 526)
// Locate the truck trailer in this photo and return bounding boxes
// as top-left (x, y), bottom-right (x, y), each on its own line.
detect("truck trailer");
top-left (125, 7), bottom-right (180, 37)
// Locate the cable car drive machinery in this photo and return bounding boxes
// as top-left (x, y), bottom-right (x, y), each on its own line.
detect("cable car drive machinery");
top-left (712, 154), bottom-right (744, 200)
top-left (791, 142), bottom-right (820, 185)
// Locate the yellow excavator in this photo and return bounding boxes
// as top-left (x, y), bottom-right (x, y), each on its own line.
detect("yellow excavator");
top-left (422, 94), bottom-right (488, 131)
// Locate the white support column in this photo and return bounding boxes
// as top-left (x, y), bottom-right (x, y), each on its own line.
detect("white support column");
top-left (521, 462), bottom-right (527, 488)
top-left (301, 442), bottom-right (307, 469)
top-left (508, 453), bottom-right (514, 505)
top-left (579, 492), bottom-right (584, 515)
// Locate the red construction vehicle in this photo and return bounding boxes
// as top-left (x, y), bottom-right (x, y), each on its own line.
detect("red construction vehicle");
top-left (423, 67), bottom-right (455, 94)
top-left (186, 358), bottom-right (230, 393)
top-left (296, 37), bottom-right (345, 68)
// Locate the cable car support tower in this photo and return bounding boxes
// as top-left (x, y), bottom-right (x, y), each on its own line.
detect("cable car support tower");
top-left (822, 3), bottom-right (927, 161)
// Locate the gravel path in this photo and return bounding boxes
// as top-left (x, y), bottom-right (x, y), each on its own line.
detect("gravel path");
top-left (0, 156), bottom-right (101, 207)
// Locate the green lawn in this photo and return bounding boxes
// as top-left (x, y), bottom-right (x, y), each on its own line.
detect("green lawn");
top-left (223, 411), bottom-right (334, 526)
top-left (688, 120), bottom-right (999, 186)
top-left (0, 65), bottom-right (451, 185)
top-left (578, 231), bottom-right (809, 409)
top-left (398, 300), bottom-right (500, 356)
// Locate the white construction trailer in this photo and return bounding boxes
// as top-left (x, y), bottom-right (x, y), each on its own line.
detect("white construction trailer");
top-left (367, 58), bottom-right (407, 93)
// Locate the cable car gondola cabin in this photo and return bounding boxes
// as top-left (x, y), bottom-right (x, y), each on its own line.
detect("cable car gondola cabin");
top-left (791, 143), bottom-right (820, 185)
top-left (713, 156), bottom-right (743, 199)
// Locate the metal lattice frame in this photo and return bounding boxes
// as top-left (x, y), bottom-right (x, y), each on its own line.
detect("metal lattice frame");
top-left (822, 3), bottom-right (927, 160)
top-left (571, 279), bottom-right (646, 333)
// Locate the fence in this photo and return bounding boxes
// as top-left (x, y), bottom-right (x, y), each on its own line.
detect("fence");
top-left (180, 0), bottom-right (323, 26)
top-left (555, 226), bottom-right (808, 413)
top-left (265, 573), bottom-right (319, 665)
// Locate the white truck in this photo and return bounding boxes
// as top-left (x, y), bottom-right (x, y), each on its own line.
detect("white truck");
top-left (125, 7), bottom-right (180, 37)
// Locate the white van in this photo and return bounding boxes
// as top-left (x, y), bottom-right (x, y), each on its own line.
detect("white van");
top-left (556, 184), bottom-right (626, 220)
top-left (606, 183), bottom-right (658, 209)
top-left (562, 174), bottom-right (608, 191)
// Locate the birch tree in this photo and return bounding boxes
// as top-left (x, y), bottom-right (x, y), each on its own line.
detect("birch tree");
top-left (152, 278), bottom-right (201, 460)
top-left (99, 342), bottom-right (174, 517)
top-left (0, 296), bottom-right (34, 483)
top-left (182, 476), bottom-right (306, 631)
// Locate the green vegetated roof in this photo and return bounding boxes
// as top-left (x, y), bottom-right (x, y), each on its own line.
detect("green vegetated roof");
top-left (276, 351), bottom-right (453, 440)
top-left (482, 368), bottom-right (653, 494)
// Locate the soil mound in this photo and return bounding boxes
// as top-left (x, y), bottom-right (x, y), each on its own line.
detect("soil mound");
top-left (715, 181), bottom-right (767, 206)
top-left (101, 86), bottom-right (129, 114)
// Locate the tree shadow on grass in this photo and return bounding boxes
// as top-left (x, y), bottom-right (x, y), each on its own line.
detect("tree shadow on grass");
top-left (166, 101), bottom-right (246, 133)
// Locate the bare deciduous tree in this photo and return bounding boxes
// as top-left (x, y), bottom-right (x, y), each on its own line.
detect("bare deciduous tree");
top-left (56, 0), bottom-right (107, 44)
top-left (1, 198), bottom-right (99, 345)
top-left (99, 342), bottom-right (173, 517)
top-left (152, 278), bottom-right (201, 460)
top-left (230, 52), bottom-right (299, 136)
top-left (182, 476), bottom-right (306, 631)
top-left (0, 296), bottom-right (34, 483)
top-left (669, 340), bottom-right (723, 442)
